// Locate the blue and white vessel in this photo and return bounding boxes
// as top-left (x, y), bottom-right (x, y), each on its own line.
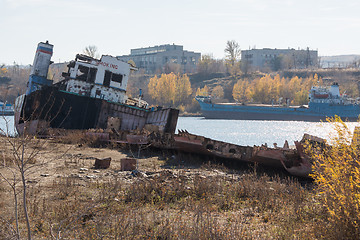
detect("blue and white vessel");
top-left (0, 101), bottom-right (14, 116)
top-left (196, 83), bottom-right (360, 121)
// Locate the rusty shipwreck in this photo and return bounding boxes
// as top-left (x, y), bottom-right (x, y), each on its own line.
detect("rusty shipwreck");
top-left (14, 41), bottom-right (179, 135)
top-left (110, 129), bottom-right (315, 178)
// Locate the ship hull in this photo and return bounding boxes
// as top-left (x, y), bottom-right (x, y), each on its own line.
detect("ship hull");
top-left (15, 87), bottom-right (179, 135)
top-left (198, 101), bottom-right (360, 122)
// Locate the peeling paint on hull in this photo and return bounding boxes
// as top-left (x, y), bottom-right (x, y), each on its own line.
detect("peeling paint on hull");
top-left (15, 86), bottom-right (179, 135)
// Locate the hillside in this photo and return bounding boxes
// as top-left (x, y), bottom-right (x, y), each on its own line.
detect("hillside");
top-left (190, 68), bottom-right (360, 101)
top-left (320, 54), bottom-right (360, 68)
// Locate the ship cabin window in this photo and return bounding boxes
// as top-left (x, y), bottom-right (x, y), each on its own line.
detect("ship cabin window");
top-left (111, 73), bottom-right (123, 85)
top-left (103, 70), bottom-right (123, 87)
top-left (77, 65), bottom-right (97, 83)
top-left (87, 68), bottom-right (97, 83)
top-left (104, 70), bottom-right (111, 87)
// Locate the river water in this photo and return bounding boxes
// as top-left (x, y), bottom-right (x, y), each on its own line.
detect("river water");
top-left (176, 117), bottom-right (359, 146)
top-left (0, 116), bottom-right (15, 136)
top-left (1, 116), bottom-right (358, 146)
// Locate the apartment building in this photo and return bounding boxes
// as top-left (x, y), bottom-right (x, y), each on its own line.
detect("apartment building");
top-left (241, 48), bottom-right (318, 71)
top-left (117, 44), bottom-right (201, 73)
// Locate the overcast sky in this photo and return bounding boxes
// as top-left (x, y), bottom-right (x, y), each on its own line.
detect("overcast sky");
top-left (1, 0), bottom-right (360, 65)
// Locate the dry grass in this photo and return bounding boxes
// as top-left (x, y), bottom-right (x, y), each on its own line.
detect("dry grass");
top-left (45, 129), bottom-right (108, 148)
top-left (1, 161), bottom-right (323, 239)
top-left (0, 133), bottom-right (354, 239)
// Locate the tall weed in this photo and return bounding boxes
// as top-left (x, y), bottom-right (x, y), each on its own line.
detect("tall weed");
top-left (306, 116), bottom-right (360, 239)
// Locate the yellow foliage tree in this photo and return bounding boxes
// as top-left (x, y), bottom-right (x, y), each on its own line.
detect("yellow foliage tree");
top-left (174, 74), bottom-right (192, 105)
top-left (252, 75), bottom-right (273, 103)
top-left (148, 73), bottom-right (192, 106)
top-left (233, 79), bottom-right (252, 103)
top-left (306, 116), bottom-right (360, 239)
top-left (0, 67), bottom-right (7, 76)
top-left (196, 85), bottom-right (210, 97)
top-left (232, 73), bottom-right (325, 105)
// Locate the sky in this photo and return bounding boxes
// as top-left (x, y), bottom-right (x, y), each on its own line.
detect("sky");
top-left (1, 0), bottom-right (360, 65)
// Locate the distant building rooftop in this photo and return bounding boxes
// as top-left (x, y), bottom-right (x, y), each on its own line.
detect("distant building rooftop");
top-left (117, 44), bottom-right (201, 74)
top-left (241, 48), bottom-right (318, 71)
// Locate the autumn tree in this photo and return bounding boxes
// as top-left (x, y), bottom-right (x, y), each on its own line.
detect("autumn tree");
top-left (251, 75), bottom-right (272, 103)
top-left (0, 66), bottom-right (11, 85)
top-left (148, 73), bottom-right (192, 106)
top-left (0, 65), bottom-right (7, 76)
top-left (306, 117), bottom-right (360, 239)
top-left (148, 75), bottom-right (172, 105)
top-left (224, 40), bottom-right (241, 78)
top-left (233, 79), bottom-right (252, 103)
top-left (195, 85), bottom-right (210, 97)
top-left (232, 74), bottom-right (325, 105)
top-left (174, 74), bottom-right (192, 105)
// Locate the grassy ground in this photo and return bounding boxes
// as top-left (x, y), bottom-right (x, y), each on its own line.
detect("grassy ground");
top-left (0, 136), bottom-right (339, 239)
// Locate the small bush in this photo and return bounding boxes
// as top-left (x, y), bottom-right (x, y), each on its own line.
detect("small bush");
top-left (306, 116), bottom-right (360, 239)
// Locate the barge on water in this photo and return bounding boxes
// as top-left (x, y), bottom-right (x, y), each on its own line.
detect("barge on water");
top-left (0, 101), bottom-right (14, 116)
top-left (196, 83), bottom-right (360, 121)
top-left (14, 41), bottom-right (179, 135)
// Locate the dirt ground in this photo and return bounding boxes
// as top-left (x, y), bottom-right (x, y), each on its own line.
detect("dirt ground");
top-left (0, 136), bottom-right (326, 239)
top-left (0, 136), bottom-right (237, 200)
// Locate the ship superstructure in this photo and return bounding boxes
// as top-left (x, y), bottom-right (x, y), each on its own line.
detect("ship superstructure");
top-left (57, 54), bottom-right (137, 105)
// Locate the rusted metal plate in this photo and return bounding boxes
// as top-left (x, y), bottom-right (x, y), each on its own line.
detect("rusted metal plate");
top-left (94, 157), bottom-right (111, 169)
top-left (126, 134), bottom-right (149, 144)
top-left (251, 149), bottom-right (290, 168)
top-left (121, 158), bottom-right (137, 171)
top-left (283, 141), bottom-right (312, 177)
top-left (147, 108), bottom-right (179, 133)
top-left (174, 135), bottom-right (209, 155)
top-left (85, 132), bottom-right (110, 141)
top-left (173, 131), bottom-right (254, 161)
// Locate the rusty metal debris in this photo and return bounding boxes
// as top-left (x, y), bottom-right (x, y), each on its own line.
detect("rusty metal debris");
top-left (121, 158), bottom-right (137, 171)
top-left (80, 127), bottom-right (320, 178)
top-left (94, 157), bottom-right (111, 169)
top-left (172, 130), bottom-right (312, 178)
